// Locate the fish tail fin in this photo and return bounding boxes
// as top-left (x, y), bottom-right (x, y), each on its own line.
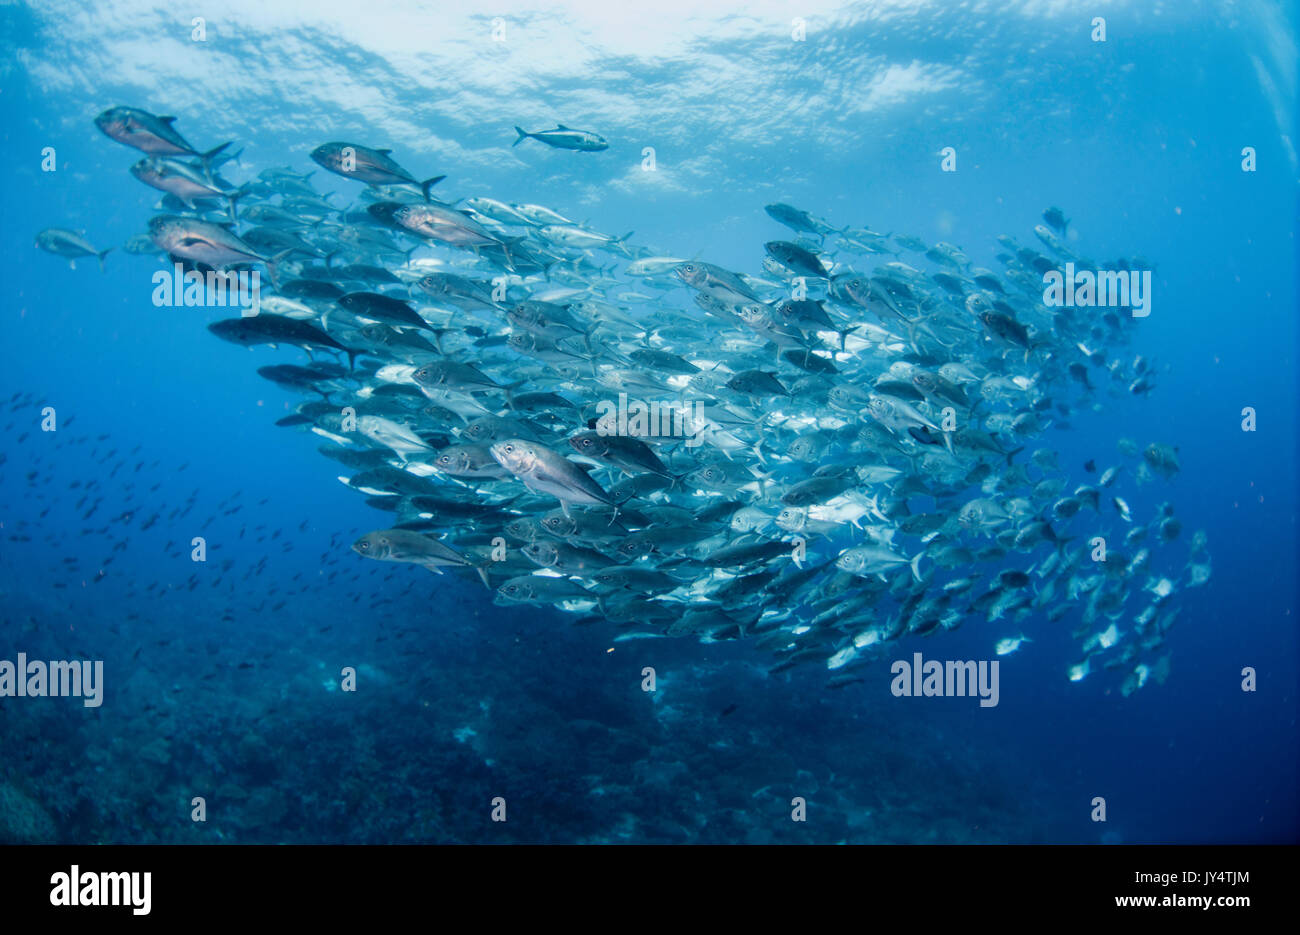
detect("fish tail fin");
top-left (610, 491), bottom-right (638, 522)
top-left (420, 176), bottom-right (446, 202)
top-left (909, 552), bottom-right (925, 582)
top-left (747, 465), bottom-right (774, 497)
top-left (266, 248), bottom-right (294, 292)
top-left (198, 141), bottom-right (232, 176)
top-left (496, 235), bottom-right (526, 272)
top-left (513, 126), bottom-right (530, 147)
top-left (899, 320), bottom-right (924, 354)
top-left (225, 185), bottom-right (248, 225)
top-left (581, 331), bottom-right (594, 359)
top-left (1005, 445), bottom-right (1024, 466)
top-left (475, 564), bottom-right (493, 590)
top-left (615, 231), bottom-right (635, 258)
top-left (96, 248), bottom-right (112, 272)
top-left (502, 378), bottom-right (528, 409)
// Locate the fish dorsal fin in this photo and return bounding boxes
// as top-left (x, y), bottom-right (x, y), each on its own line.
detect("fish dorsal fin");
top-left (160, 116), bottom-right (177, 123)
top-left (556, 124), bottom-right (571, 131)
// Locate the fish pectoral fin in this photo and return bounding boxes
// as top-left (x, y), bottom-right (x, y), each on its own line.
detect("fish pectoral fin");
top-left (910, 553), bottom-right (925, 582)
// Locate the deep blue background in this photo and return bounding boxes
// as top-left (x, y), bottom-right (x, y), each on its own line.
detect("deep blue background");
top-left (0, 1), bottom-right (1295, 843)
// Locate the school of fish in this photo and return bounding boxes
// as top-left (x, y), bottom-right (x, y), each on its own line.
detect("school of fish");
top-left (35, 107), bottom-right (1213, 693)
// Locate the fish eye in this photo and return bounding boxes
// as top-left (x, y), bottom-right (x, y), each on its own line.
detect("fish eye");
top-left (358, 541), bottom-right (370, 551)
top-left (504, 444), bottom-right (514, 452)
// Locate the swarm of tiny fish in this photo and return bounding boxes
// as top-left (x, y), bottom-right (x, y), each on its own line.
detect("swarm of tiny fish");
top-left (52, 106), bottom-right (1212, 693)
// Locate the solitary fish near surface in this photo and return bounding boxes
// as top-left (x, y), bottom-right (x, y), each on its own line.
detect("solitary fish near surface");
top-left (512, 124), bottom-right (608, 151)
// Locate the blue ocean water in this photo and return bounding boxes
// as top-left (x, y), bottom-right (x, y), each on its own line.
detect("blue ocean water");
top-left (0, 0), bottom-right (1296, 844)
